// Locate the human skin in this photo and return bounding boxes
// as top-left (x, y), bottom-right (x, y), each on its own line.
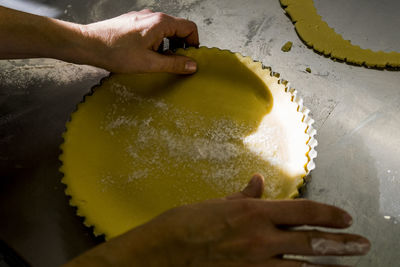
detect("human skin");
top-left (0, 7), bottom-right (199, 74)
top-left (63, 175), bottom-right (370, 267)
top-left (0, 7), bottom-right (370, 266)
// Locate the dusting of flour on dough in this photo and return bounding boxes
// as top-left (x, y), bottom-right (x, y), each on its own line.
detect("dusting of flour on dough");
top-left (99, 83), bottom-right (283, 197)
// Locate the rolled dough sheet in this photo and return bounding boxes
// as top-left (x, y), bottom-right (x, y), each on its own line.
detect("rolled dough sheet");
top-left (60, 47), bottom-right (315, 239)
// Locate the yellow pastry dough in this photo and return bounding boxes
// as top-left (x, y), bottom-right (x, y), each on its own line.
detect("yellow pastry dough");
top-left (60, 47), bottom-right (314, 239)
top-left (280, 0), bottom-right (400, 68)
top-left (281, 41), bottom-right (293, 52)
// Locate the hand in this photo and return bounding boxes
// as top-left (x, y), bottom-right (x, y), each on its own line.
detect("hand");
top-left (64, 174), bottom-right (370, 267)
top-left (80, 9), bottom-right (199, 74)
top-left (0, 7), bottom-right (199, 74)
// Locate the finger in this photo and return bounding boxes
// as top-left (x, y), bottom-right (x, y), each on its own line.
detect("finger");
top-left (276, 229), bottom-right (370, 256)
top-left (265, 258), bottom-right (351, 267)
top-left (146, 52), bottom-right (197, 74)
top-left (226, 174), bottom-right (265, 200)
top-left (164, 16), bottom-right (199, 47)
top-left (260, 199), bottom-right (353, 228)
top-left (173, 17), bottom-right (199, 47)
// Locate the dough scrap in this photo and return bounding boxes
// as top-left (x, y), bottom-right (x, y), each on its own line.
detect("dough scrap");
top-left (280, 0), bottom-right (400, 68)
top-left (60, 47), bottom-right (315, 239)
top-left (281, 41), bottom-right (293, 52)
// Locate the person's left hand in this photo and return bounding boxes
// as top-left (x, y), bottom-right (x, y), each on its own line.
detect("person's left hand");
top-left (63, 174), bottom-right (370, 267)
top-left (79, 9), bottom-right (199, 74)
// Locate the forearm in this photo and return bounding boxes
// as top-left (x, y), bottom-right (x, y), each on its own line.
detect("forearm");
top-left (0, 6), bottom-right (97, 64)
top-left (0, 7), bottom-right (199, 74)
top-left (62, 222), bottom-right (172, 267)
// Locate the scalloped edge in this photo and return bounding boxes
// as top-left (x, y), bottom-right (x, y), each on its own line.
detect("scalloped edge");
top-left (59, 73), bottom-right (115, 237)
top-left (59, 46), bottom-right (318, 238)
top-left (279, 0), bottom-right (400, 70)
top-left (272, 70), bottom-right (317, 199)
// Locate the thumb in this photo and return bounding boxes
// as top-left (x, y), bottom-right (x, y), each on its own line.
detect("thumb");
top-left (148, 52), bottom-right (197, 74)
top-left (226, 174), bottom-right (265, 200)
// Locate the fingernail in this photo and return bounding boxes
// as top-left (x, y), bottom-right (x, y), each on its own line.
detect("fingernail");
top-left (343, 213), bottom-right (353, 226)
top-left (251, 173), bottom-right (264, 183)
top-left (311, 238), bottom-right (370, 255)
top-left (185, 61), bottom-right (197, 72)
top-left (249, 174), bottom-right (264, 190)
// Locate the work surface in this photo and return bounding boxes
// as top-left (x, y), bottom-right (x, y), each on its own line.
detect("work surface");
top-left (1, 0), bottom-right (399, 266)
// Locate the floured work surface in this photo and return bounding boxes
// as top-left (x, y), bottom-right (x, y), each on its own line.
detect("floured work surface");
top-left (60, 47), bottom-right (313, 239)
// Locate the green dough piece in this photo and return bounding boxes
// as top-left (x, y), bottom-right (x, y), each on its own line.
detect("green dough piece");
top-left (281, 41), bottom-right (293, 52)
top-left (280, 0), bottom-right (400, 68)
top-left (306, 67), bottom-right (311, 73)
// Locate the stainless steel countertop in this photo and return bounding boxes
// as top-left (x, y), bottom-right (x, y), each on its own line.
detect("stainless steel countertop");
top-left (1, 0), bottom-right (399, 266)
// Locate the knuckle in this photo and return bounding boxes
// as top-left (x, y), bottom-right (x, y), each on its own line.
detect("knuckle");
top-left (252, 232), bottom-right (282, 256)
top-left (305, 230), bottom-right (314, 245)
top-left (264, 233), bottom-right (280, 247)
top-left (225, 201), bottom-right (262, 227)
top-left (249, 234), bottom-right (265, 246)
top-left (299, 199), bottom-right (315, 217)
top-left (160, 56), bottom-right (181, 73)
top-left (190, 21), bottom-right (198, 31)
top-left (154, 12), bottom-right (167, 21)
top-left (170, 57), bottom-right (181, 72)
top-left (236, 199), bottom-right (256, 211)
top-left (305, 230), bottom-right (322, 245)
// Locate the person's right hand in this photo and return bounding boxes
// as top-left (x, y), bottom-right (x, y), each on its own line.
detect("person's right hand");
top-left (64, 174), bottom-right (370, 267)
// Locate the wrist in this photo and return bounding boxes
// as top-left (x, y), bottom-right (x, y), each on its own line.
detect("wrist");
top-left (118, 221), bottom-right (175, 266)
top-left (45, 21), bottom-right (102, 67)
top-left (66, 23), bottom-right (108, 68)
top-left (63, 222), bottom-right (175, 267)
top-left (35, 18), bottom-right (108, 69)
